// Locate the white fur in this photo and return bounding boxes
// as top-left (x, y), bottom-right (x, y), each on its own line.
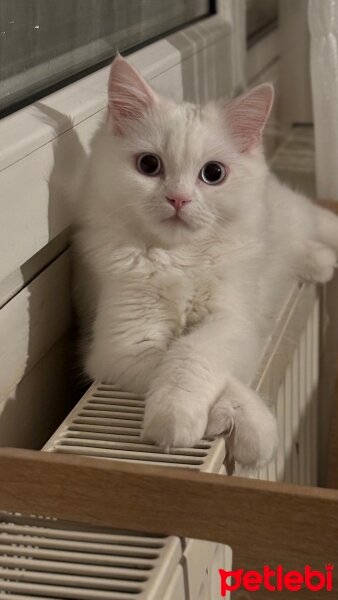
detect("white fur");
top-left (73, 58), bottom-right (338, 468)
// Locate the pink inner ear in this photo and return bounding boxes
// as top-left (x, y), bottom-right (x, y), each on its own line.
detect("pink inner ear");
top-left (224, 84), bottom-right (274, 153)
top-left (108, 55), bottom-right (157, 134)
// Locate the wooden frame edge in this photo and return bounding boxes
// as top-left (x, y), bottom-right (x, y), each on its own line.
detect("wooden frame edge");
top-left (0, 447), bottom-right (337, 572)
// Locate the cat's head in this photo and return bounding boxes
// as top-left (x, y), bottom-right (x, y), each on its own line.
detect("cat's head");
top-left (95, 55), bottom-right (273, 246)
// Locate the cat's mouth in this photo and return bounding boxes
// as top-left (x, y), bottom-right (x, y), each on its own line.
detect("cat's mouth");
top-left (163, 214), bottom-right (190, 228)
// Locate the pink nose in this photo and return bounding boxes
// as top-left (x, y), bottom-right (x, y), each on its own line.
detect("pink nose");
top-left (166, 195), bottom-right (191, 211)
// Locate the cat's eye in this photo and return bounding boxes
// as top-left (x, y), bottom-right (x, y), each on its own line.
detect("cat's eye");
top-left (199, 161), bottom-right (227, 185)
top-left (136, 153), bottom-right (162, 176)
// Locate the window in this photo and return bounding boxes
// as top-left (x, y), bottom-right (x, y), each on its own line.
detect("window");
top-left (0, 0), bottom-right (210, 115)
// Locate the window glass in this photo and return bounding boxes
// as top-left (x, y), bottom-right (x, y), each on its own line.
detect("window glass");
top-left (0, 0), bottom-right (210, 114)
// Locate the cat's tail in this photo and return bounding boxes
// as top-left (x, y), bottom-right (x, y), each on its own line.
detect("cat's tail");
top-left (314, 204), bottom-right (338, 253)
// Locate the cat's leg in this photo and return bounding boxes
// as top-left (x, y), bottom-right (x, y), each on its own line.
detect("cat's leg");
top-left (142, 347), bottom-right (217, 448)
top-left (86, 280), bottom-right (177, 394)
top-left (142, 304), bottom-right (264, 449)
top-left (206, 377), bottom-right (278, 468)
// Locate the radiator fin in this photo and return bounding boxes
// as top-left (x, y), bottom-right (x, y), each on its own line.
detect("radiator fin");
top-left (257, 297), bottom-right (319, 484)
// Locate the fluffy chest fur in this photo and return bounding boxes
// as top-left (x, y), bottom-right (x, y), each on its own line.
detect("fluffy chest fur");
top-left (105, 242), bottom-right (232, 337)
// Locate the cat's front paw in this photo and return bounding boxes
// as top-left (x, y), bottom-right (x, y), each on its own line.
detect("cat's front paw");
top-left (142, 388), bottom-right (208, 448)
top-left (207, 379), bottom-right (278, 468)
top-left (299, 240), bottom-right (337, 284)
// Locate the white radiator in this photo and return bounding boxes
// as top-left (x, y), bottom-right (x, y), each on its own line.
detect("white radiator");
top-left (238, 284), bottom-right (319, 486)
top-left (0, 283), bottom-right (320, 600)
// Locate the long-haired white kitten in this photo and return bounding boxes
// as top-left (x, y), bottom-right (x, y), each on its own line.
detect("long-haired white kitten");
top-left (74, 55), bottom-right (338, 468)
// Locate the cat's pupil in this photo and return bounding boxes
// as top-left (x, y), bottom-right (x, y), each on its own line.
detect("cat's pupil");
top-left (200, 161), bottom-right (226, 185)
top-left (137, 153), bottom-right (161, 176)
top-left (205, 164), bottom-right (221, 181)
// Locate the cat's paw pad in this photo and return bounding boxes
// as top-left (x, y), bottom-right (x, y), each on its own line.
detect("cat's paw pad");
top-left (300, 241), bottom-right (337, 284)
top-left (207, 383), bottom-right (278, 468)
top-left (142, 391), bottom-right (207, 448)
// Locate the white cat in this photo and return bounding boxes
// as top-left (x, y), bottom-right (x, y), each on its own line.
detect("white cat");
top-left (73, 55), bottom-right (338, 468)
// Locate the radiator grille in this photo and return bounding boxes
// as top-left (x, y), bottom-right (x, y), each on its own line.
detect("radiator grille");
top-left (0, 515), bottom-right (182, 599)
top-left (44, 384), bottom-right (226, 472)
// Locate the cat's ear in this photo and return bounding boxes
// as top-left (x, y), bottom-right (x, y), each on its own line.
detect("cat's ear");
top-left (108, 54), bottom-right (158, 134)
top-left (223, 84), bottom-right (274, 153)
